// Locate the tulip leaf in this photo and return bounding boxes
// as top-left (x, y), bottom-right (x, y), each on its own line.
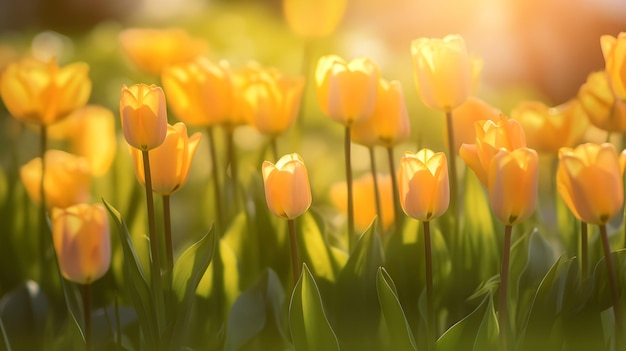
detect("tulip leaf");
top-left (376, 267), bottom-right (417, 351)
top-left (0, 281), bottom-right (48, 350)
top-left (296, 211), bottom-right (345, 283)
top-left (289, 263), bottom-right (340, 351)
top-left (436, 294), bottom-right (490, 351)
top-left (473, 294), bottom-right (499, 350)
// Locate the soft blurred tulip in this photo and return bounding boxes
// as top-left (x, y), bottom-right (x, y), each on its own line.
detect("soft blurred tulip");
top-left (410, 35), bottom-right (475, 112)
top-left (459, 115), bottom-right (527, 186)
top-left (578, 71), bottom-right (626, 132)
top-left (283, 0), bottom-right (346, 37)
top-left (330, 173), bottom-right (395, 232)
top-left (162, 57), bottom-right (234, 126)
top-left (20, 150), bottom-right (91, 209)
top-left (601, 32), bottom-right (626, 100)
top-left (51, 203), bottom-right (110, 284)
top-left (511, 99), bottom-right (588, 153)
top-left (488, 148), bottom-right (538, 225)
top-left (131, 123), bottom-right (201, 196)
top-left (556, 143), bottom-right (623, 225)
top-left (262, 153), bottom-right (312, 220)
top-left (451, 96), bottom-right (500, 152)
top-left (399, 149), bottom-right (450, 222)
top-left (120, 84), bottom-right (168, 151)
top-left (315, 55), bottom-right (379, 126)
top-left (351, 79), bottom-right (411, 148)
top-left (119, 28), bottom-right (207, 75)
top-left (0, 57), bottom-right (91, 125)
top-left (226, 62), bottom-right (266, 131)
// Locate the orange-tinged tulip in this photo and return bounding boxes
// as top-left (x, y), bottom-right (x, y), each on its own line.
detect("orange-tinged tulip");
top-left (226, 62), bottom-right (266, 131)
top-left (162, 57), bottom-right (234, 126)
top-left (119, 28), bottom-right (207, 75)
top-left (459, 115), bottom-right (526, 187)
top-left (451, 96), bottom-right (500, 152)
top-left (399, 149), bottom-right (449, 222)
top-left (487, 148), bottom-right (538, 226)
top-left (131, 123), bottom-right (201, 196)
top-left (315, 55), bottom-right (379, 126)
top-left (51, 203), bottom-right (110, 284)
top-left (511, 99), bottom-right (588, 153)
top-left (601, 32), bottom-right (626, 100)
top-left (411, 35), bottom-right (475, 112)
top-left (0, 57), bottom-right (91, 125)
top-left (20, 150), bottom-right (91, 209)
top-left (262, 153), bottom-right (312, 220)
top-left (578, 71), bottom-right (626, 132)
top-left (283, 0), bottom-right (346, 38)
top-left (330, 173), bottom-right (395, 232)
top-left (120, 84), bottom-right (168, 151)
top-left (351, 79), bottom-right (410, 148)
top-left (556, 143), bottom-right (623, 225)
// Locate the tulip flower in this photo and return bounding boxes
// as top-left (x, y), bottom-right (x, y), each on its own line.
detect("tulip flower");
top-left (451, 97), bottom-right (500, 152)
top-left (283, 0), bottom-right (347, 38)
top-left (600, 32), bottom-right (626, 100)
top-left (578, 71), bottom-right (626, 132)
top-left (120, 83), bottom-right (168, 151)
top-left (20, 150), bottom-right (91, 209)
top-left (0, 57), bottom-right (91, 125)
top-left (262, 153), bottom-right (312, 220)
top-left (119, 28), bottom-right (207, 75)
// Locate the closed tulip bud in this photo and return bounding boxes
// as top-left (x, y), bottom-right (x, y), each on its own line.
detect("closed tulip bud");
top-left (399, 149), bottom-right (449, 222)
top-left (120, 84), bottom-right (168, 151)
top-left (351, 79), bottom-right (411, 148)
top-left (283, 0), bottom-right (346, 38)
top-left (411, 35), bottom-right (475, 112)
top-left (601, 32), bottom-right (626, 100)
top-left (315, 55), bottom-right (379, 126)
top-left (451, 96), bottom-right (500, 152)
top-left (488, 148), bottom-right (538, 226)
top-left (20, 150), bottom-right (91, 209)
top-left (578, 71), bottom-right (626, 132)
top-left (51, 203), bottom-right (111, 284)
top-left (0, 57), bottom-right (91, 125)
top-left (262, 153), bottom-right (312, 220)
top-left (162, 57), bottom-right (234, 126)
top-left (557, 143), bottom-right (623, 225)
top-left (131, 123), bottom-right (201, 196)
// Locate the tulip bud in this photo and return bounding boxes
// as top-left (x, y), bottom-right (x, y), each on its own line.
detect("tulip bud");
top-left (450, 97), bottom-right (501, 153)
top-left (120, 84), bottom-right (168, 151)
top-left (283, 0), bottom-right (346, 37)
top-left (600, 32), bottom-right (626, 100)
top-left (262, 153), bottom-right (312, 220)
top-left (578, 71), bottom-right (626, 132)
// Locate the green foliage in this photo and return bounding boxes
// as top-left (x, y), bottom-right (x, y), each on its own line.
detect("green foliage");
top-left (376, 267), bottom-right (417, 351)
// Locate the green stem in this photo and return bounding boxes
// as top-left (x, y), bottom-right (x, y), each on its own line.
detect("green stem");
top-left (386, 146), bottom-right (403, 232)
top-left (39, 125), bottom-right (48, 277)
top-left (270, 137), bottom-right (279, 162)
top-left (288, 219), bottom-right (300, 286)
top-left (345, 126), bottom-right (355, 251)
top-left (599, 224), bottom-right (624, 349)
top-left (444, 110), bottom-right (458, 232)
top-left (163, 195), bottom-right (173, 275)
top-left (226, 128), bottom-right (240, 211)
top-left (206, 126), bottom-right (224, 232)
top-left (499, 225), bottom-right (513, 351)
top-left (423, 220), bottom-right (435, 350)
top-left (581, 221), bottom-right (588, 279)
top-left (369, 147), bottom-right (383, 233)
top-left (81, 283), bottom-right (92, 351)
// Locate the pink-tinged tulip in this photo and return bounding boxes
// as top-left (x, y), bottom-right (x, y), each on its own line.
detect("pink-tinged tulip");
top-left (557, 143), bottom-right (624, 225)
top-left (131, 122), bottom-right (201, 196)
top-left (578, 71), bottom-right (626, 132)
top-left (51, 203), bottom-right (110, 284)
top-left (162, 57), bottom-right (234, 126)
top-left (601, 32), bottom-right (626, 100)
top-left (399, 149), bottom-right (449, 222)
top-left (20, 150), bottom-right (91, 209)
top-left (262, 153), bottom-right (312, 220)
top-left (283, 0), bottom-right (346, 37)
top-left (451, 96), bottom-right (501, 152)
top-left (120, 84), bottom-right (168, 151)
top-left (315, 55), bottom-right (379, 126)
top-left (488, 148), bottom-right (538, 226)
top-left (0, 57), bottom-right (91, 125)
top-left (351, 79), bottom-right (411, 148)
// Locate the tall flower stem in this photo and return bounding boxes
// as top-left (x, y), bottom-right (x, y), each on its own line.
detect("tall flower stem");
top-left (206, 126), bottom-right (224, 231)
top-left (423, 220), bottom-right (435, 350)
top-left (344, 126), bottom-right (355, 251)
top-left (288, 219), bottom-right (301, 285)
top-left (162, 195), bottom-right (173, 275)
top-left (39, 125), bottom-right (48, 272)
top-left (81, 283), bottom-right (92, 351)
top-left (499, 225), bottom-right (513, 351)
top-left (444, 110), bottom-right (458, 230)
top-left (226, 129), bottom-right (240, 211)
top-left (599, 224), bottom-right (623, 348)
top-left (387, 146), bottom-right (402, 231)
top-left (581, 221), bottom-right (588, 279)
top-left (368, 147), bottom-right (383, 233)
top-left (270, 137), bottom-right (279, 162)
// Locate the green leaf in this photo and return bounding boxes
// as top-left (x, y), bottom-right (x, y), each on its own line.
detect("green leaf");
top-left (296, 211), bottom-right (346, 283)
top-left (0, 281), bottom-right (47, 350)
top-left (473, 294), bottom-right (499, 350)
top-left (289, 263), bottom-right (340, 351)
top-left (376, 267), bottom-right (417, 351)
top-left (436, 294), bottom-right (490, 351)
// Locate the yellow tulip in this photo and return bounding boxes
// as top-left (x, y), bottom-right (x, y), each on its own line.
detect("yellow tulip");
top-left (410, 35), bottom-right (474, 112)
top-left (487, 148), bottom-right (538, 226)
top-left (226, 62), bottom-right (266, 131)
top-left (459, 114), bottom-right (527, 187)
top-left (120, 83), bottom-right (168, 151)
top-left (556, 143), bottom-right (623, 225)
top-left (511, 99), bottom-right (588, 153)
top-left (315, 55), bottom-right (379, 126)
top-left (0, 57), bottom-right (91, 125)
top-left (51, 203), bottom-right (110, 284)
top-left (119, 28), bottom-right (207, 75)
top-left (578, 71), bottom-right (626, 132)
top-left (451, 96), bottom-right (500, 152)
top-left (20, 150), bottom-right (91, 209)
top-left (351, 79), bottom-right (411, 148)
top-left (601, 32), bottom-right (626, 100)
top-left (131, 123), bottom-right (201, 196)
top-left (283, 0), bottom-right (346, 38)
top-left (399, 149), bottom-right (449, 222)
top-left (262, 153), bottom-right (312, 220)
top-left (162, 57), bottom-right (234, 126)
